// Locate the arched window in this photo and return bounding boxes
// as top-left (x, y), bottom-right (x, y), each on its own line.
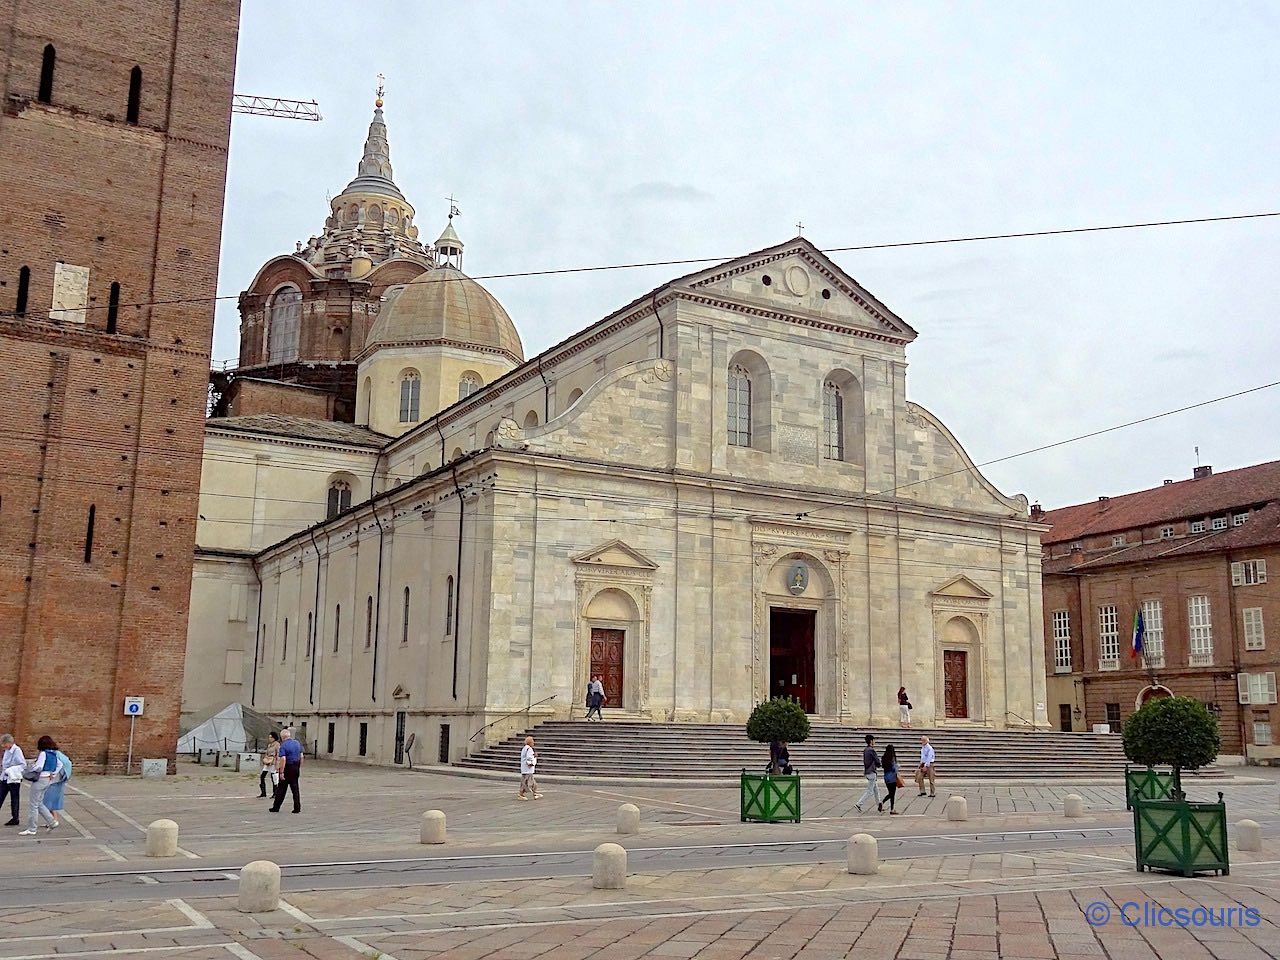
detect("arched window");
top-left (16, 266), bottom-right (31, 317)
top-left (399, 370), bottom-right (421, 422)
top-left (566, 388), bottom-right (584, 409)
top-left (484, 430), bottom-right (495, 447)
top-left (357, 376), bottom-right (372, 425)
top-left (126, 66), bottom-right (142, 124)
top-left (106, 282), bottom-right (120, 334)
top-left (265, 285), bottom-right (301, 363)
top-left (401, 586), bottom-right (411, 645)
top-left (523, 410), bottom-right (539, 429)
top-left (823, 369), bottom-right (866, 466)
top-left (38, 45), bottom-right (55, 103)
top-left (332, 603), bottom-right (341, 652)
top-left (365, 595), bottom-right (374, 648)
top-left (727, 365), bottom-right (752, 447)
top-left (449, 447), bottom-right (463, 461)
top-left (458, 372), bottom-right (481, 400)
top-left (445, 576), bottom-right (455, 635)
top-left (822, 381), bottom-right (844, 461)
top-left (326, 479), bottom-right (352, 518)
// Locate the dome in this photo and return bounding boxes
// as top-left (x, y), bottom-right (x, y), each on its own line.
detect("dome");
top-left (365, 266), bottom-right (523, 362)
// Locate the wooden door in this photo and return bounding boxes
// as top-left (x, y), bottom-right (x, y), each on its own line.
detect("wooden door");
top-left (943, 650), bottom-right (968, 718)
top-left (590, 628), bottom-right (625, 708)
top-left (1059, 703), bottom-right (1073, 732)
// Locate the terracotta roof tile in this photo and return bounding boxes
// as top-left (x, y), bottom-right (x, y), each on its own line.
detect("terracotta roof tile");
top-left (207, 414), bottom-right (388, 448)
top-left (1039, 459), bottom-right (1280, 545)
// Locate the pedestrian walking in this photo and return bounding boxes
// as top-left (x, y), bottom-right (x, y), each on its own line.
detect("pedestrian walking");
top-left (517, 736), bottom-right (541, 800)
top-left (268, 728), bottom-right (303, 814)
top-left (854, 734), bottom-right (881, 813)
top-left (897, 687), bottom-right (912, 728)
top-left (915, 735), bottom-right (936, 797)
top-left (586, 675), bottom-right (607, 721)
top-left (878, 744), bottom-right (901, 814)
top-left (1, 734), bottom-right (24, 826)
top-left (258, 731), bottom-right (280, 798)
top-left (19, 736), bottom-right (63, 836)
top-left (42, 748), bottom-right (72, 828)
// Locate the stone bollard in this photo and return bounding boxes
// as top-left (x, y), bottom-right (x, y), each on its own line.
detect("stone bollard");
top-left (1237, 819), bottom-right (1262, 852)
top-left (847, 833), bottom-right (878, 875)
top-left (593, 842), bottom-right (627, 890)
top-left (617, 803), bottom-right (640, 835)
top-left (420, 810), bottom-right (447, 845)
top-left (945, 795), bottom-right (968, 822)
top-left (238, 860), bottom-right (281, 913)
top-left (1064, 794), bottom-right (1086, 818)
top-left (145, 819), bottom-right (179, 858)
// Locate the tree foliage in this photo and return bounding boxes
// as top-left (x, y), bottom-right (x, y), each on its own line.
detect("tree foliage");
top-left (1122, 695), bottom-right (1220, 773)
top-left (746, 698), bottom-right (811, 745)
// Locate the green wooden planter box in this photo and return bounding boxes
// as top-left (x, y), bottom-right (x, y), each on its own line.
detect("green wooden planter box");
top-left (1124, 764), bottom-right (1182, 810)
top-left (1133, 792), bottom-right (1229, 877)
top-left (740, 770), bottom-right (801, 823)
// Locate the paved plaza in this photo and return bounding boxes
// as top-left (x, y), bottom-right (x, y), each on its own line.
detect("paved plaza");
top-left (0, 760), bottom-right (1277, 959)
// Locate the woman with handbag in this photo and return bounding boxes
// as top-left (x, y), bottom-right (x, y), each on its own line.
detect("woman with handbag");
top-left (259, 731), bottom-right (281, 798)
top-left (898, 687), bottom-right (912, 728)
top-left (19, 735), bottom-right (63, 836)
top-left (877, 743), bottom-right (902, 814)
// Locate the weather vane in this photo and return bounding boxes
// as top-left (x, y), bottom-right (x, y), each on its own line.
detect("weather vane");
top-left (446, 194), bottom-right (460, 220)
top-left (375, 73), bottom-right (385, 107)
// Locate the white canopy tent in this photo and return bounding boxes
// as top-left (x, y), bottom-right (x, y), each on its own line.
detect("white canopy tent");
top-left (177, 703), bottom-right (281, 754)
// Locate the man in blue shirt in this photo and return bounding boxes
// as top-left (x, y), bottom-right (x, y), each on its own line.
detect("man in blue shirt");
top-left (269, 728), bottom-right (304, 814)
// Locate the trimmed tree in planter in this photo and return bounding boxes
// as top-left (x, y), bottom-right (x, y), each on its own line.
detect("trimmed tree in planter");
top-left (1123, 696), bottom-right (1229, 876)
top-left (741, 698), bottom-right (811, 823)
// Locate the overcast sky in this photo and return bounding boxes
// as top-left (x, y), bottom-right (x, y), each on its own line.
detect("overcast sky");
top-left (218, 2), bottom-right (1280, 510)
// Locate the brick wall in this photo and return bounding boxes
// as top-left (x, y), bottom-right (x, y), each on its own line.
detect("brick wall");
top-left (0, 1), bottom-right (240, 772)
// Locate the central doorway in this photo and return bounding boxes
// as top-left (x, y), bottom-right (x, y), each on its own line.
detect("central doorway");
top-left (769, 608), bottom-right (816, 713)
top-left (943, 649), bottom-right (969, 718)
top-left (589, 627), bottom-right (625, 708)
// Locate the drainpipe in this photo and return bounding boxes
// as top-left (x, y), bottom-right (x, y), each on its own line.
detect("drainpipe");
top-left (307, 526), bottom-right (323, 706)
top-left (448, 461), bottom-right (465, 701)
top-left (652, 292), bottom-right (664, 359)
top-left (537, 355), bottom-right (550, 423)
top-left (1226, 550), bottom-right (1248, 760)
top-left (368, 450), bottom-right (386, 702)
top-left (250, 557), bottom-right (264, 706)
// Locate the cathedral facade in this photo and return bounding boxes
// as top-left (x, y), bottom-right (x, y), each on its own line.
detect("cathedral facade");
top-left (186, 97), bottom-right (1048, 764)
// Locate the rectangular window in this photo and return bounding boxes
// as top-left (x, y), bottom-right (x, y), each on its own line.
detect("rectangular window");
top-left (305, 612), bottom-right (313, 659)
top-left (1159, 526), bottom-right (1174, 539)
top-left (326, 722), bottom-right (335, 754)
top-left (445, 576), bottom-right (454, 635)
top-left (358, 722), bottom-right (368, 756)
top-left (1052, 610), bottom-right (1071, 672)
top-left (1111, 535), bottom-right (1125, 547)
top-left (1239, 672), bottom-right (1278, 705)
top-left (1188, 594), bottom-right (1213, 665)
top-left (1243, 607), bottom-right (1265, 651)
top-left (1231, 560), bottom-right (1268, 586)
top-left (402, 587), bottom-right (411, 645)
top-left (822, 384), bottom-right (843, 461)
top-left (1098, 604), bottom-right (1119, 668)
top-left (1140, 599), bottom-right (1164, 667)
top-left (1254, 715), bottom-right (1273, 747)
top-left (1233, 512), bottom-right (1249, 527)
top-left (365, 595), bottom-right (373, 649)
top-left (259, 625), bottom-right (266, 664)
top-left (727, 368), bottom-right (751, 447)
top-left (1105, 702), bottom-right (1121, 733)
top-left (281, 618), bottom-right (288, 662)
top-left (1191, 519), bottom-right (1207, 533)
top-left (1212, 516), bottom-right (1228, 531)
top-left (438, 723), bottom-right (451, 763)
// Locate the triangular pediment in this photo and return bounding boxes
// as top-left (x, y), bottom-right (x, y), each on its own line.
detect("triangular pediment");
top-left (571, 539), bottom-right (659, 570)
top-left (391, 684), bottom-right (411, 700)
top-left (672, 238), bottom-right (917, 342)
top-left (932, 575), bottom-right (993, 599)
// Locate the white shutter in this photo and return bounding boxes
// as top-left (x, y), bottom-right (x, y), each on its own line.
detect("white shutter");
top-left (1258, 560), bottom-right (1267, 584)
top-left (1267, 672), bottom-right (1278, 705)
top-left (1238, 673), bottom-right (1251, 704)
top-left (1231, 562), bottom-right (1244, 586)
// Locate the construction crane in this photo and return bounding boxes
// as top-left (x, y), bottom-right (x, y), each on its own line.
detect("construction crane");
top-left (232, 95), bottom-right (321, 121)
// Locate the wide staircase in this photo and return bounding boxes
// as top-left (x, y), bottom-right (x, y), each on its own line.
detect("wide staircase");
top-left (455, 720), bottom-right (1146, 781)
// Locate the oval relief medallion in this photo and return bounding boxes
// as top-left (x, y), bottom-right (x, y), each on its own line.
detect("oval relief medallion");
top-left (784, 264), bottom-right (811, 297)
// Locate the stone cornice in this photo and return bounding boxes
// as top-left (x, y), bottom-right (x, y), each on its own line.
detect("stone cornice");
top-left (674, 287), bottom-right (911, 346)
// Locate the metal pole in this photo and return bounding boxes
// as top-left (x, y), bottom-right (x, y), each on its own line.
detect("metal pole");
top-left (126, 715), bottom-right (136, 775)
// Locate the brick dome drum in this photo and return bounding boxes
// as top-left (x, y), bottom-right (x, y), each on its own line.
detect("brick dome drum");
top-left (365, 266), bottom-right (524, 363)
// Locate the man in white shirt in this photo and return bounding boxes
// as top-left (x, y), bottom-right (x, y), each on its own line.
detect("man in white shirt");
top-left (518, 736), bottom-right (542, 800)
top-left (915, 735), bottom-right (936, 798)
top-left (1, 734), bottom-right (24, 826)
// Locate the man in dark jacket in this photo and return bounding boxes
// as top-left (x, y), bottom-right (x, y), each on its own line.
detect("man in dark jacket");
top-left (855, 733), bottom-right (880, 813)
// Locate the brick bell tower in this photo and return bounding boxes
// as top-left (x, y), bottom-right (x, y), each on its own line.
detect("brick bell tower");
top-left (0, 2), bottom-right (241, 771)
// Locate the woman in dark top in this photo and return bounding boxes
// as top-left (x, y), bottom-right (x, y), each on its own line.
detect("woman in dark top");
top-left (878, 743), bottom-right (900, 814)
top-left (898, 687), bottom-right (912, 728)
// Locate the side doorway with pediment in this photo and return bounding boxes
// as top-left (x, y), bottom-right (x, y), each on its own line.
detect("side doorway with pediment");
top-left (930, 575), bottom-right (991, 726)
top-left (573, 540), bottom-right (656, 716)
